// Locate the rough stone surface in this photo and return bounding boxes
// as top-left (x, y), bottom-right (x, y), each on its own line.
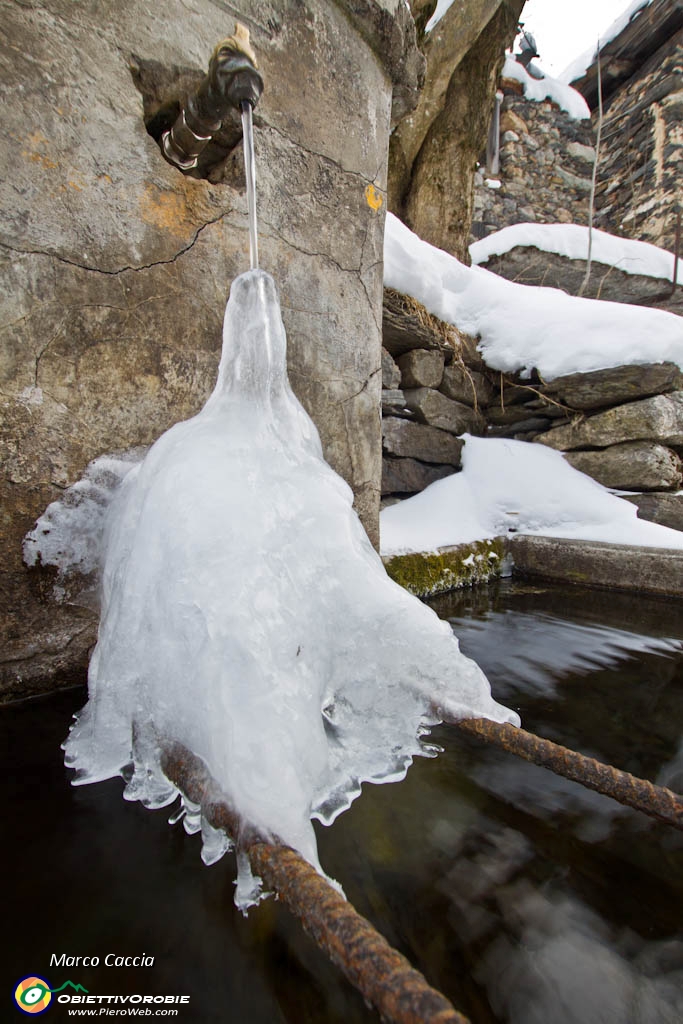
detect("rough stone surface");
top-left (476, 249), bottom-right (683, 314)
top-left (510, 534), bottom-right (683, 598)
top-left (440, 363), bottom-right (494, 407)
top-left (382, 417), bottom-right (464, 464)
top-left (398, 0), bottom-right (524, 260)
top-left (588, 30), bottom-right (683, 252)
top-left (403, 388), bottom-right (484, 434)
top-left (382, 346), bottom-right (401, 389)
top-left (381, 457), bottom-right (456, 494)
top-left (622, 493), bottom-right (683, 533)
top-left (564, 442), bottom-right (682, 491)
top-left (537, 393), bottom-right (683, 450)
top-left (397, 348), bottom-right (444, 388)
top-left (381, 389), bottom-right (409, 416)
top-left (471, 86), bottom-right (594, 242)
top-left (544, 363), bottom-right (683, 411)
top-left (0, 0), bottom-right (420, 699)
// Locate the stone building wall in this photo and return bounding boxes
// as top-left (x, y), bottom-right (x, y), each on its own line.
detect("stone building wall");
top-left (0, 0), bottom-right (421, 700)
top-left (593, 31), bottom-right (683, 250)
top-left (471, 84), bottom-right (595, 241)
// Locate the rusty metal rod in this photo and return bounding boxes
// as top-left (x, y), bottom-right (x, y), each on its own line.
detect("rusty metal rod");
top-left (453, 718), bottom-right (683, 830)
top-left (159, 741), bottom-right (469, 1024)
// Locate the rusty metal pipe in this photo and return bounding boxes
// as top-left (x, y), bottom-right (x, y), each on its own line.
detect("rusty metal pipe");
top-left (453, 718), bottom-right (683, 830)
top-left (159, 741), bottom-right (469, 1024)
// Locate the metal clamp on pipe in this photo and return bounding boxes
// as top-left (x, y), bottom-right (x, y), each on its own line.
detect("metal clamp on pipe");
top-left (162, 23), bottom-right (264, 172)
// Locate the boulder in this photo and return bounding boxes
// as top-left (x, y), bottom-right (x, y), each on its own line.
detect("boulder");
top-left (403, 388), bottom-right (484, 434)
top-left (382, 347), bottom-right (401, 390)
top-left (382, 417), bottom-right (464, 465)
top-left (440, 363), bottom-right (494, 406)
top-left (398, 349), bottom-right (445, 389)
top-left (564, 442), bottom-right (682, 491)
top-left (476, 248), bottom-right (683, 315)
top-left (381, 457), bottom-right (456, 494)
top-left (544, 363), bottom-right (683, 411)
top-left (537, 393), bottom-right (683, 450)
top-left (622, 493), bottom-right (683, 532)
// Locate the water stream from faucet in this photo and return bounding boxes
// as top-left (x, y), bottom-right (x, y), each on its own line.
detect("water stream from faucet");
top-left (241, 101), bottom-right (259, 269)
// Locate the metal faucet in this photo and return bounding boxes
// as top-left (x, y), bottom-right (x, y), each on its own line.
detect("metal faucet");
top-left (162, 23), bottom-right (264, 172)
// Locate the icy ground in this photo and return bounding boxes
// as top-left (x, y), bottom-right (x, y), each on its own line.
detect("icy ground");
top-left (58, 270), bottom-right (518, 909)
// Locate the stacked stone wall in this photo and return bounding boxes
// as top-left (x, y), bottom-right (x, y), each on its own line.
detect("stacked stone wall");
top-left (594, 33), bottom-right (683, 251)
top-left (471, 85), bottom-right (594, 241)
top-left (381, 290), bottom-right (683, 532)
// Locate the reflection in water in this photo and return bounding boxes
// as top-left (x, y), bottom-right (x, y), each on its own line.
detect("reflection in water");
top-left (3, 580), bottom-right (683, 1022)
top-left (440, 824), bottom-right (683, 1024)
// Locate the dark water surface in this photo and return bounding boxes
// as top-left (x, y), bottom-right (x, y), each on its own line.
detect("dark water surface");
top-left (3, 581), bottom-right (683, 1022)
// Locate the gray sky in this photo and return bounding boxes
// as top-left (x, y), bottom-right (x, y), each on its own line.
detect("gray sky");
top-left (518, 0), bottom-right (639, 76)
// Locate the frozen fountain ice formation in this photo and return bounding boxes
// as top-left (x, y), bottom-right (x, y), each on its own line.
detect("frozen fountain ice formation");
top-left (63, 269), bottom-right (518, 908)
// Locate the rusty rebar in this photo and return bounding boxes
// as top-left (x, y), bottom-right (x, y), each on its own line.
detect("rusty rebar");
top-left (159, 741), bottom-right (469, 1024)
top-left (454, 718), bottom-right (683, 830)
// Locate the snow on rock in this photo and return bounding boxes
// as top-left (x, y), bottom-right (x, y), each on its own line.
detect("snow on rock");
top-left (384, 213), bottom-right (683, 381)
top-left (63, 270), bottom-right (518, 910)
top-left (380, 435), bottom-right (683, 557)
top-left (560, 0), bottom-right (653, 85)
top-left (470, 223), bottom-right (683, 286)
top-left (501, 55), bottom-right (590, 121)
top-left (425, 0), bottom-right (455, 33)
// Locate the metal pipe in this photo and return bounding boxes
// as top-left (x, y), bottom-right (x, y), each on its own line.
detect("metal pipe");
top-left (162, 23), bottom-right (264, 172)
top-left (159, 741), bottom-right (469, 1024)
top-left (453, 717), bottom-right (683, 830)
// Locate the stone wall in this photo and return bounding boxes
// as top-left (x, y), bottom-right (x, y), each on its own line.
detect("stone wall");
top-left (471, 83), bottom-right (594, 241)
top-left (381, 289), bottom-right (488, 499)
top-left (0, 0), bottom-right (421, 700)
top-left (381, 290), bottom-right (683, 533)
top-left (593, 31), bottom-right (683, 251)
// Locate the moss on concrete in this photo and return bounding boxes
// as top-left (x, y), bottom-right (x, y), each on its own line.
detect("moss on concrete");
top-left (384, 537), bottom-right (507, 597)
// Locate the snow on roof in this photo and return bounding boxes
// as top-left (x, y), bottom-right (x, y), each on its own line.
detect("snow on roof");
top-left (379, 435), bottom-right (683, 557)
top-left (470, 223), bottom-right (683, 285)
top-left (383, 212), bottom-right (683, 381)
top-left (559, 0), bottom-right (653, 84)
top-left (501, 54), bottom-right (590, 120)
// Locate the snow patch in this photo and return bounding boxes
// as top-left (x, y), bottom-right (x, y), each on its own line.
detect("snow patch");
top-left (380, 435), bottom-right (683, 557)
top-left (501, 55), bottom-right (590, 120)
top-left (470, 223), bottom-right (683, 285)
top-left (384, 213), bottom-right (683, 381)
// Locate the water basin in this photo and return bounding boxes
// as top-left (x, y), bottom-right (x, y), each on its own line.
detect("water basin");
top-left (2, 580), bottom-right (682, 1022)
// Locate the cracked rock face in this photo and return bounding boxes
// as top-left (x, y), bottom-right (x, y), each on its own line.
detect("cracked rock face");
top-left (0, 0), bottom-right (412, 699)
